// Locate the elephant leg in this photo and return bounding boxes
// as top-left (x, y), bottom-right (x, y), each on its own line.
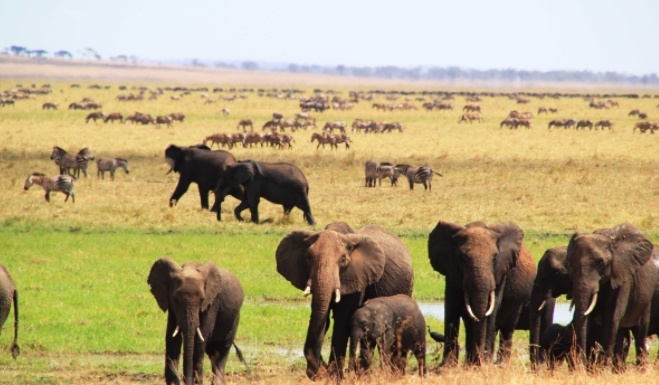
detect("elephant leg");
top-left (233, 200), bottom-right (250, 222)
top-left (248, 196), bottom-right (261, 224)
top-left (198, 187), bottom-right (210, 210)
top-left (170, 179), bottom-right (191, 207)
top-left (283, 205), bottom-right (293, 215)
top-left (206, 341), bottom-right (232, 385)
top-left (612, 330), bottom-right (628, 372)
top-left (442, 284), bottom-right (461, 366)
top-left (165, 312), bottom-right (183, 385)
top-left (327, 293), bottom-right (361, 379)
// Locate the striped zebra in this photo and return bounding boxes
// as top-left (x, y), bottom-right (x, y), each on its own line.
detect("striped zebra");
top-left (364, 161), bottom-right (400, 187)
top-left (23, 173), bottom-right (75, 202)
top-left (395, 164), bottom-right (439, 191)
top-left (96, 158), bottom-right (130, 180)
top-left (73, 148), bottom-right (95, 178)
top-left (50, 146), bottom-right (76, 176)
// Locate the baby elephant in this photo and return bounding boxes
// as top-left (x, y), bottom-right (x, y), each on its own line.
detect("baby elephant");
top-left (541, 323), bottom-right (575, 370)
top-left (349, 294), bottom-right (426, 376)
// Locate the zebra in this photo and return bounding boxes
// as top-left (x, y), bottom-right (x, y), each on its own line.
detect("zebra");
top-left (50, 146), bottom-right (76, 176)
top-left (73, 148), bottom-right (95, 178)
top-left (24, 173), bottom-right (75, 202)
top-left (365, 161), bottom-right (399, 187)
top-left (395, 164), bottom-right (439, 191)
top-left (96, 158), bottom-right (130, 180)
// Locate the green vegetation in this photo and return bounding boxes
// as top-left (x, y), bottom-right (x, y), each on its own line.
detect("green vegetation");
top-left (0, 78), bottom-right (657, 384)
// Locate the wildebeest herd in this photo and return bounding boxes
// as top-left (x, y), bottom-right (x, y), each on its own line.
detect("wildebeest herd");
top-left (6, 82), bottom-right (659, 384)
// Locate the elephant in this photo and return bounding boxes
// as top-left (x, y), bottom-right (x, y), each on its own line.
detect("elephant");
top-left (348, 294), bottom-right (426, 376)
top-left (566, 223), bottom-right (657, 370)
top-left (276, 222), bottom-right (414, 380)
top-left (428, 220), bottom-right (537, 366)
top-left (148, 258), bottom-right (245, 385)
top-left (0, 263), bottom-right (19, 359)
top-left (215, 160), bottom-right (315, 225)
top-left (528, 246), bottom-right (566, 368)
top-left (165, 144), bottom-right (243, 221)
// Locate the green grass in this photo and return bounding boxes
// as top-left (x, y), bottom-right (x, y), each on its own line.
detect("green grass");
top-left (1, 78), bottom-right (658, 383)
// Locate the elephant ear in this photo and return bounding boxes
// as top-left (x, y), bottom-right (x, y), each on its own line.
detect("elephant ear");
top-left (340, 233), bottom-right (386, 294)
top-left (147, 258), bottom-right (181, 312)
top-left (325, 221), bottom-right (355, 234)
top-left (164, 145), bottom-right (184, 173)
top-left (196, 262), bottom-right (223, 312)
top-left (276, 230), bottom-right (317, 290)
top-left (234, 162), bottom-right (256, 185)
top-left (428, 221), bottom-right (463, 277)
top-left (604, 223), bottom-right (654, 289)
top-left (491, 222), bottom-right (524, 282)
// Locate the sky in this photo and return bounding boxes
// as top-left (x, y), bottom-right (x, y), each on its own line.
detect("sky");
top-left (1, 0), bottom-right (657, 75)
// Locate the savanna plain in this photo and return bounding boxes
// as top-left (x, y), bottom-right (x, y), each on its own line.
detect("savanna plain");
top-left (0, 61), bottom-right (658, 385)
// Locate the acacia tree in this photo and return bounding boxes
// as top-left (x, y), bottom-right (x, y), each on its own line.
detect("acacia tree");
top-left (10, 46), bottom-right (27, 56)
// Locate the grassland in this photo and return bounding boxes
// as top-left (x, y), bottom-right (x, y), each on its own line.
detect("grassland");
top-left (0, 60), bottom-right (657, 384)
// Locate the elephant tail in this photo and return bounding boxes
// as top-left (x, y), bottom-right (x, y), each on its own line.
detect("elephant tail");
top-left (11, 289), bottom-right (19, 359)
top-left (233, 342), bottom-right (247, 365)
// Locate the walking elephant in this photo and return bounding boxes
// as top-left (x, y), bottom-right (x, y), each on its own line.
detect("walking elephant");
top-left (215, 160), bottom-right (315, 225)
top-left (349, 294), bottom-right (426, 376)
top-left (528, 246), bottom-right (566, 368)
top-left (148, 258), bottom-right (245, 385)
top-left (276, 222), bottom-right (414, 380)
top-left (567, 223), bottom-right (657, 370)
top-left (165, 144), bottom-right (243, 221)
top-left (0, 263), bottom-right (19, 359)
top-left (428, 221), bottom-right (536, 366)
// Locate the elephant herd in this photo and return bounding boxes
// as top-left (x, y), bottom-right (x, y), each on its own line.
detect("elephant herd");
top-left (1, 220), bottom-right (657, 384)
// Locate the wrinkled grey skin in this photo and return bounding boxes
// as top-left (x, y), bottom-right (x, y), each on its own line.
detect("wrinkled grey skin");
top-left (566, 223), bottom-right (657, 370)
top-left (428, 220), bottom-right (536, 366)
top-left (165, 144), bottom-right (243, 221)
top-left (276, 222), bottom-right (413, 380)
top-left (349, 294), bottom-right (426, 376)
top-left (0, 263), bottom-right (19, 359)
top-left (148, 258), bottom-right (244, 385)
top-left (528, 246), bottom-right (566, 368)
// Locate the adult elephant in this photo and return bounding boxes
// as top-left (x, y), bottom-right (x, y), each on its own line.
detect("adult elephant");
top-left (215, 160), bottom-right (315, 225)
top-left (276, 222), bottom-right (413, 380)
top-left (567, 223), bottom-right (657, 369)
top-left (148, 258), bottom-right (245, 385)
top-left (165, 144), bottom-right (243, 221)
top-left (528, 246), bottom-right (566, 368)
top-left (428, 221), bottom-right (536, 366)
top-left (0, 263), bottom-right (19, 359)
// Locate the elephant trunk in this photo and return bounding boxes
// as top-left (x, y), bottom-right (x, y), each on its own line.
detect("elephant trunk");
top-left (529, 285), bottom-right (552, 368)
top-left (572, 287), bottom-right (597, 365)
top-left (304, 270), bottom-right (336, 379)
top-left (464, 289), bottom-right (493, 364)
top-left (181, 308), bottom-right (200, 385)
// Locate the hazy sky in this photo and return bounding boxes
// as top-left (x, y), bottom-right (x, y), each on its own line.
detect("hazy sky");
top-left (1, 0), bottom-right (657, 75)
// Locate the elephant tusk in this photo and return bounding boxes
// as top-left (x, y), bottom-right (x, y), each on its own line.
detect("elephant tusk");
top-left (197, 328), bottom-right (205, 342)
top-left (485, 291), bottom-right (496, 316)
top-left (464, 293), bottom-right (479, 322)
top-left (335, 289), bottom-right (341, 303)
top-left (537, 300), bottom-right (547, 312)
top-left (303, 285), bottom-right (311, 297)
top-left (569, 301), bottom-right (575, 313)
top-left (172, 326), bottom-right (180, 338)
top-left (583, 292), bottom-right (598, 316)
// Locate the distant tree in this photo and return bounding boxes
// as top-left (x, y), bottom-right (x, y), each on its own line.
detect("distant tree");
top-left (10, 46), bottom-right (27, 56)
top-left (191, 58), bottom-right (206, 67)
top-left (31, 50), bottom-right (48, 57)
top-left (54, 50), bottom-right (73, 59)
top-left (288, 63), bottom-right (299, 72)
top-left (241, 61), bottom-right (259, 71)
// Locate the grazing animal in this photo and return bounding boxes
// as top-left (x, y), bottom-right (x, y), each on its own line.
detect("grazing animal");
top-left (202, 133), bottom-right (232, 148)
top-left (73, 148), bottom-right (95, 178)
top-left (323, 121), bottom-right (347, 133)
top-left (262, 119), bottom-right (280, 132)
top-left (42, 102), bottom-right (58, 110)
top-left (50, 146), bottom-right (77, 176)
top-left (242, 132), bottom-right (263, 148)
top-left (310, 132), bottom-right (337, 149)
top-left (594, 120), bottom-right (614, 130)
top-left (457, 113), bottom-right (481, 123)
top-left (365, 161), bottom-right (399, 187)
top-left (103, 112), bottom-right (124, 123)
top-left (537, 107), bottom-right (548, 115)
top-left (96, 158), bottom-right (129, 180)
top-left (237, 119), bottom-right (254, 131)
top-left (463, 104), bottom-right (481, 113)
top-left (155, 115), bottom-right (173, 128)
top-left (24, 173), bottom-right (75, 202)
top-left (395, 165), bottom-right (438, 191)
top-left (85, 111), bottom-right (106, 123)
top-left (575, 120), bottom-right (593, 130)
top-left (548, 119), bottom-right (566, 129)
top-left (221, 108), bottom-right (230, 116)
top-left (169, 112), bottom-right (185, 122)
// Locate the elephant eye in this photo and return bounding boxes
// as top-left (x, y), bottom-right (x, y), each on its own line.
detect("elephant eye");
top-left (340, 255), bottom-right (350, 267)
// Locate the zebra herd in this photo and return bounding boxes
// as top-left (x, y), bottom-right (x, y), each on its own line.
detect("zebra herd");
top-left (23, 147), bottom-right (130, 203)
top-left (365, 161), bottom-right (439, 191)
